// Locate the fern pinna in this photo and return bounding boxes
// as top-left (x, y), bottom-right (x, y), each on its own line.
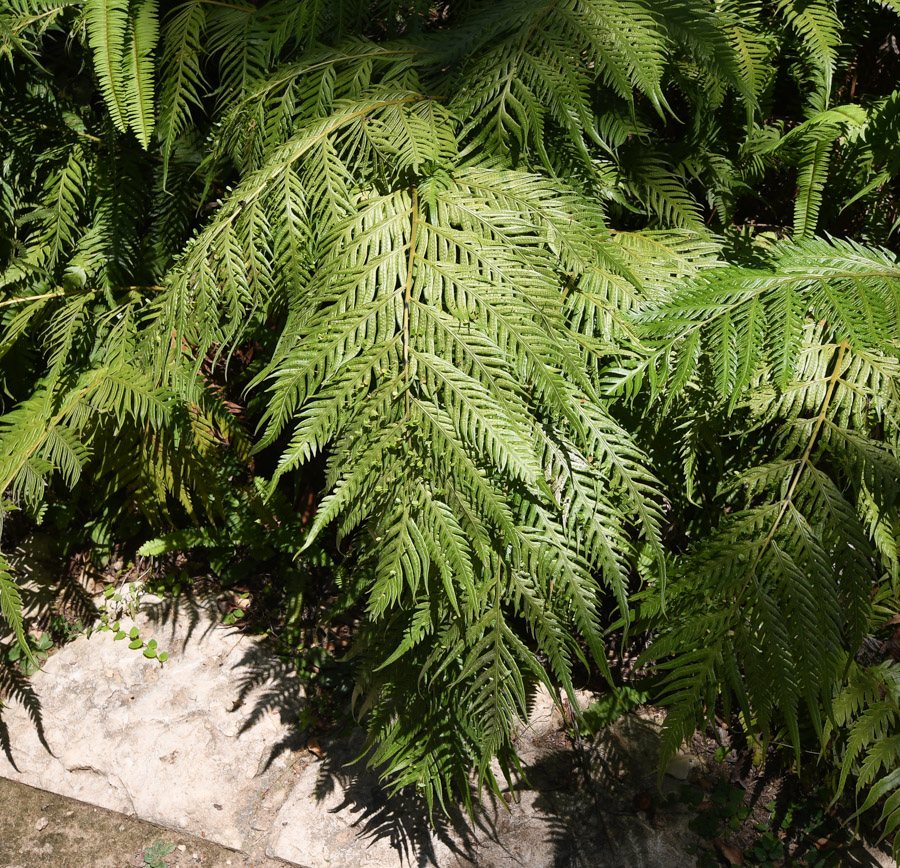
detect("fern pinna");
top-left (1, 0), bottom-right (900, 838)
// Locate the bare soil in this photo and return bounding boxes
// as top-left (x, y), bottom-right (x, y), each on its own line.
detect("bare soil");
top-left (0, 778), bottom-right (289, 868)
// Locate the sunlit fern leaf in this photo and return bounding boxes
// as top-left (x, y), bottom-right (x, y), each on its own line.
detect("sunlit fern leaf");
top-left (794, 131), bottom-right (833, 238)
top-left (182, 115), bottom-right (664, 803)
top-left (783, 107), bottom-right (869, 238)
top-left (637, 237), bottom-right (900, 401)
top-left (84, 0), bottom-right (129, 133)
top-left (121, 0), bottom-right (158, 149)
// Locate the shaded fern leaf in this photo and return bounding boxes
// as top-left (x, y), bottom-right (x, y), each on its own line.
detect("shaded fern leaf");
top-left (828, 663), bottom-right (900, 860)
top-left (0, 560), bottom-right (35, 671)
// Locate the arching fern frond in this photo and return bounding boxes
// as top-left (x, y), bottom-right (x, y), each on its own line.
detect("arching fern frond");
top-left (121, 0), bottom-right (158, 148)
top-left (774, 0), bottom-right (840, 98)
top-left (638, 236), bottom-right (900, 402)
top-left (636, 236), bottom-right (900, 771)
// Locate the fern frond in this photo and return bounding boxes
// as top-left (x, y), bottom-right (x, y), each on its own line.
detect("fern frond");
top-left (794, 130), bottom-right (834, 238)
top-left (450, 0), bottom-right (668, 167)
top-left (640, 268), bottom-right (900, 767)
top-left (0, 559), bottom-right (35, 670)
top-left (639, 237), bottom-right (900, 401)
top-left (24, 146), bottom-right (87, 270)
top-left (157, 0), bottom-right (206, 179)
top-left (121, 0), bottom-right (158, 148)
top-left (0, 362), bottom-right (167, 507)
top-left (10, 0), bottom-right (899, 821)
top-left (782, 106), bottom-right (869, 238)
top-left (830, 663), bottom-right (900, 859)
top-left (84, 0), bottom-right (129, 132)
top-left (774, 0), bottom-right (840, 97)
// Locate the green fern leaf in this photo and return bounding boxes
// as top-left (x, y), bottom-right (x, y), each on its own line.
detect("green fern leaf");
top-left (121, 0), bottom-right (158, 148)
top-left (0, 562), bottom-right (36, 671)
top-left (85, 0), bottom-right (130, 132)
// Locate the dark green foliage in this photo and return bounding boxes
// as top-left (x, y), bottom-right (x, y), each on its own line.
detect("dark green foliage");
top-left (1, 0), bottom-right (900, 845)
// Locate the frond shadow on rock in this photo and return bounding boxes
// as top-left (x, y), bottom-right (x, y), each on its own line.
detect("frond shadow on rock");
top-left (312, 734), bottom-right (479, 868)
top-left (222, 629), bottom-right (480, 865)
top-left (55, 574), bottom-right (99, 628)
top-left (522, 739), bottom-right (631, 866)
top-left (141, 590), bottom-right (312, 771)
top-left (0, 658), bottom-right (50, 768)
top-left (140, 591), bottom-right (220, 649)
top-left (513, 713), bottom-right (680, 867)
top-left (232, 642), bottom-right (308, 771)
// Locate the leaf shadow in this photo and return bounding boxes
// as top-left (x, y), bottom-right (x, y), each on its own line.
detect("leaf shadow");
top-left (311, 734), bottom-right (480, 868)
top-left (233, 641), bottom-right (309, 770)
top-left (139, 591), bottom-right (221, 650)
top-left (0, 658), bottom-right (51, 768)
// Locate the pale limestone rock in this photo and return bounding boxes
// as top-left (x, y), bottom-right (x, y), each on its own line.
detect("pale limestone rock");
top-left (0, 593), bottom-right (300, 851)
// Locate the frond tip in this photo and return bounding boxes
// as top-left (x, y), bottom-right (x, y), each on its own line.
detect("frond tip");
top-left (86, 0), bottom-right (159, 147)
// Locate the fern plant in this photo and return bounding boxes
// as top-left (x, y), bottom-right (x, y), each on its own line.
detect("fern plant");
top-left (2, 0), bottom-right (900, 835)
top-left (631, 237), bottom-right (900, 767)
top-left (827, 660), bottom-right (900, 849)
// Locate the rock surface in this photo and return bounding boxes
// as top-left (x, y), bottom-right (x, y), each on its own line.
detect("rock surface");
top-left (0, 590), bottom-right (302, 852)
top-left (265, 691), bottom-right (698, 868)
top-left (0, 570), bottom-right (703, 868)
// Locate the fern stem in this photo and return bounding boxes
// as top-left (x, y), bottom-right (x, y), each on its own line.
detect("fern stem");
top-left (17, 120), bottom-right (103, 143)
top-left (0, 285), bottom-right (164, 309)
top-left (403, 187), bottom-right (419, 420)
top-left (238, 48), bottom-right (423, 104)
top-left (15, 5), bottom-right (75, 31)
top-left (736, 338), bottom-right (850, 605)
top-left (0, 290), bottom-right (67, 308)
